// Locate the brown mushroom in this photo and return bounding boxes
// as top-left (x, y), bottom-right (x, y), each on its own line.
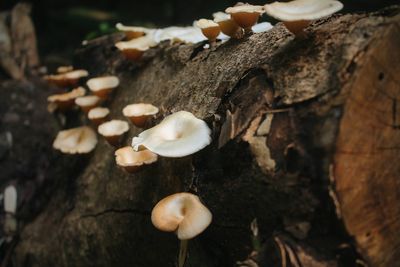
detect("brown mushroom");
top-left (87, 76), bottom-right (120, 99)
top-left (98, 120), bottom-right (130, 146)
top-left (115, 36), bottom-right (157, 61)
top-left (213, 12), bottom-right (243, 38)
top-left (122, 103), bottom-right (159, 128)
top-left (225, 4), bottom-right (264, 34)
top-left (53, 126), bottom-right (97, 154)
top-left (88, 107), bottom-right (110, 126)
top-left (115, 146), bottom-right (158, 173)
top-left (44, 69), bottom-right (89, 87)
top-left (47, 87), bottom-right (86, 111)
top-left (195, 19), bottom-right (221, 45)
top-left (75, 95), bottom-right (101, 113)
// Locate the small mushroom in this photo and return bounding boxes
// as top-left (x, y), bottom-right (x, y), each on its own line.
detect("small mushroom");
top-left (47, 87), bottom-right (86, 111)
top-left (4, 185), bottom-right (17, 215)
top-left (225, 4), bottom-right (264, 34)
top-left (53, 126), bottom-right (97, 154)
top-left (98, 120), bottom-right (130, 146)
top-left (131, 111), bottom-right (211, 157)
top-left (153, 26), bottom-right (206, 44)
top-left (151, 192), bottom-right (212, 240)
top-left (115, 146), bottom-right (158, 173)
top-left (115, 36), bottom-right (157, 61)
top-left (87, 76), bottom-right (120, 99)
top-left (75, 95), bottom-right (101, 113)
top-left (56, 65), bottom-right (73, 73)
top-left (264, 0), bottom-right (343, 36)
top-left (44, 69), bottom-right (89, 87)
top-left (213, 12), bottom-right (242, 38)
top-left (195, 19), bottom-right (221, 45)
top-left (116, 23), bottom-right (152, 40)
top-left (122, 103), bottom-right (159, 128)
top-left (88, 107), bottom-right (110, 126)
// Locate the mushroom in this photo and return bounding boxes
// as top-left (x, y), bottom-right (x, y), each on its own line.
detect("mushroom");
top-left (98, 120), bottom-right (130, 146)
top-left (44, 69), bottom-right (89, 87)
top-left (152, 26), bottom-right (206, 44)
top-left (3, 185), bottom-right (17, 242)
top-left (213, 12), bottom-right (242, 39)
top-left (116, 23), bottom-right (152, 40)
top-left (86, 76), bottom-right (120, 99)
top-left (225, 4), bottom-right (264, 34)
top-left (53, 126), bottom-right (98, 154)
top-left (47, 87), bottom-right (86, 111)
top-left (264, 0), bottom-right (344, 36)
top-left (195, 19), bottom-right (221, 45)
top-left (56, 65), bottom-right (73, 74)
top-left (115, 146), bottom-right (158, 173)
top-left (151, 192), bottom-right (212, 267)
top-left (88, 107), bottom-right (110, 126)
top-left (122, 103), bottom-right (159, 128)
top-left (115, 36), bottom-right (157, 61)
top-left (131, 111), bottom-right (211, 158)
top-left (75, 95), bottom-right (101, 113)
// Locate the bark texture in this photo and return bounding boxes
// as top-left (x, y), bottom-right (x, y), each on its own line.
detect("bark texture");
top-left (9, 6), bottom-right (400, 267)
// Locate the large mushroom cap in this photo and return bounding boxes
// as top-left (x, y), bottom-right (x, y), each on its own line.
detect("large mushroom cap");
top-left (53, 126), bottom-right (97, 154)
top-left (98, 120), bottom-right (129, 137)
top-left (131, 111), bottom-right (211, 157)
top-left (87, 76), bottom-right (120, 92)
top-left (151, 192), bottom-right (212, 240)
top-left (115, 146), bottom-right (158, 169)
top-left (264, 0), bottom-right (343, 21)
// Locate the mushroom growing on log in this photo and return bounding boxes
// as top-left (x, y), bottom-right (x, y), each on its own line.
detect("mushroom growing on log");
top-left (8, 6), bottom-right (400, 267)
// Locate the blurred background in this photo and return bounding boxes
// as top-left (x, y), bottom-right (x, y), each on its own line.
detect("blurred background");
top-left (0, 0), bottom-right (398, 66)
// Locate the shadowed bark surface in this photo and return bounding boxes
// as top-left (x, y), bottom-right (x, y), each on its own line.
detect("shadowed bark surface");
top-left (5, 6), bottom-right (400, 267)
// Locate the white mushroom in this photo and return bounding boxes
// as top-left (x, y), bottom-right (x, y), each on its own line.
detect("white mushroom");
top-left (75, 95), bottom-right (101, 113)
top-left (151, 192), bottom-right (212, 240)
top-left (53, 126), bottom-right (97, 154)
top-left (87, 76), bottom-right (120, 99)
top-left (44, 69), bottom-right (89, 87)
top-left (98, 120), bottom-right (130, 146)
top-left (264, 0), bottom-right (343, 35)
top-left (122, 103), bottom-right (159, 128)
top-left (88, 107), bottom-right (110, 126)
top-left (116, 23), bottom-right (153, 39)
top-left (47, 87), bottom-right (86, 111)
top-left (115, 36), bottom-right (158, 61)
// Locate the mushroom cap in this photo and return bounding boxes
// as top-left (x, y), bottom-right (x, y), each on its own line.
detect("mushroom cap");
top-left (122, 103), bottom-right (159, 117)
top-left (151, 192), bottom-right (212, 240)
top-left (115, 23), bottom-right (153, 34)
top-left (57, 65), bottom-right (73, 73)
top-left (98, 120), bottom-right (130, 137)
top-left (88, 107), bottom-right (110, 119)
top-left (115, 146), bottom-right (158, 167)
top-left (225, 4), bottom-right (264, 14)
top-left (252, 22), bottom-right (273, 33)
top-left (75, 95), bottom-right (100, 107)
top-left (4, 185), bottom-right (17, 214)
top-left (131, 111), bottom-right (211, 158)
top-left (195, 19), bottom-right (219, 29)
top-left (151, 27), bottom-right (207, 44)
top-left (264, 0), bottom-right (343, 21)
top-left (115, 36), bottom-right (158, 51)
top-left (53, 126), bottom-right (97, 154)
top-left (47, 87), bottom-right (86, 103)
top-left (45, 69), bottom-right (89, 81)
top-left (212, 12), bottom-right (231, 23)
top-left (87, 76), bottom-right (120, 92)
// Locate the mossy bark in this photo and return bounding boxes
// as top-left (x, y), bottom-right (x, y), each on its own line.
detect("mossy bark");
top-left (10, 7), bottom-right (400, 267)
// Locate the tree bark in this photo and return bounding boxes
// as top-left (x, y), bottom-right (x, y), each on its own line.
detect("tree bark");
top-left (10, 6), bottom-right (400, 267)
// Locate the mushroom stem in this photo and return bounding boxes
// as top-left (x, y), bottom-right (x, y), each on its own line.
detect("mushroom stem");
top-left (178, 239), bottom-right (189, 267)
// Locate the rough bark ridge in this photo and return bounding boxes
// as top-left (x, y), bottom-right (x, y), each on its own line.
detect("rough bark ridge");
top-left (13, 7), bottom-right (400, 267)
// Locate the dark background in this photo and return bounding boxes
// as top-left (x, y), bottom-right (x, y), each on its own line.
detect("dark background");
top-left (0, 0), bottom-right (398, 65)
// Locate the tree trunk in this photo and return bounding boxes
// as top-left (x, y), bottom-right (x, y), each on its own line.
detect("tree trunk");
top-left (9, 6), bottom-right (400, 267)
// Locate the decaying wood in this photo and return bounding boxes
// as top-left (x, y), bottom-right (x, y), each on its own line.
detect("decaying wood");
top-left (4, 6), bottom-right (399, 267)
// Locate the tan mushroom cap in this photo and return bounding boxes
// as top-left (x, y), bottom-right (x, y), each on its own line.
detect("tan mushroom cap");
top-left (225, 4), bottom-right (264, 32)
top-left (116, 23), bottom-right (152, 39)
top-left (88, 107), bottom-right (110, 125)
top-left (53, 126), bottom-right (97, 154)
top-left (47, 87), bottom-right (86, 111)
top-left (75, 95), bottom-right (101, 113)
top-left (98, 120), bottom-right (130, 146)
top-left (196, 19), bottom-right (221, 42)
top-left (131, 111), bottom-right (211, 158)
top-left (45, 69), bottom-right (89, 87)
top-left (213, 12), bottom-right (242, 38)
top-left (264, 0), bottom-right (343, 21)
top-left (122, 103), bottom-right (159, 127)
top-left (57, 65), bottom-right (73, 73)
top-left (115, 146), bottom-right (158, 173)
top-left (87, 76), bottom-right (119, 98)
top-left (151, 192), bottom-right (212, 240)
top-left (115, 36), bottom-right (158, 60)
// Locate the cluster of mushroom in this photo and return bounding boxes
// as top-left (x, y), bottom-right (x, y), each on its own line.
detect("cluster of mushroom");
top-left (114, 0), bottom-right (343, 59)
